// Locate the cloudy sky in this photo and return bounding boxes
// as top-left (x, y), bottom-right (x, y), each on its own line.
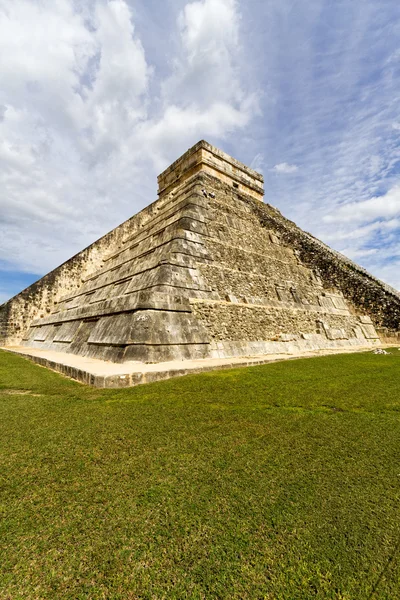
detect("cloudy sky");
top-left (1, 0), bottom-right (400, 303)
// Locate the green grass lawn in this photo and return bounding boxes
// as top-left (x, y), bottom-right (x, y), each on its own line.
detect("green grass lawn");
top-left (1, 350), bottom-right (400, 599)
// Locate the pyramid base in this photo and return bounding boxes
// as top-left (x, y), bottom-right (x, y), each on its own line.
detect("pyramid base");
top-left (2, 337), bottom-right (383, 388)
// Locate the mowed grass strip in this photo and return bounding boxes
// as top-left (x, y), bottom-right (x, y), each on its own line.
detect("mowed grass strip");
top-left (1, 349), bottom-right (400, 600)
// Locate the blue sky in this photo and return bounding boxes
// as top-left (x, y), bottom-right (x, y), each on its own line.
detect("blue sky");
top-left (1, 0), bottom-right (400, 303)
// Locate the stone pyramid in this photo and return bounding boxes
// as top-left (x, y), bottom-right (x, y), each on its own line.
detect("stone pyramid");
top-left (1, 140), bottom-right (400, 369)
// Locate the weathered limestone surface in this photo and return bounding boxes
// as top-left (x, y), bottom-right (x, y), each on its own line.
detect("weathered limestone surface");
top-left (1, 139), bottom-right (398, 369)
top-left (0, 194), bottom-right (189, 346)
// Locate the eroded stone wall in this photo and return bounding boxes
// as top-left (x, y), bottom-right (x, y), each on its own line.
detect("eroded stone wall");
top-left (0, 193), bottom-right (179, 346)
top-left (191, 302), bottom-right (361, 342)
top-left (251, 201), bottom-right (400, 333)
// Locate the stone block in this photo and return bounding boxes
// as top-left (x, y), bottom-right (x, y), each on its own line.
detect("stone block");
top-left (279, 333), bottom-right (297, 342)
top-left (32, 325), bottom-right (53, 342)
top-left (331, 296), bottom-right (347, 310)
top-left (361, 324), bottom-right (379, 339)
top-left (52, 321), bottom-right (81, 343)
top-left (359, 315), bottom-right (373, 324)
top-left (325, 328), bottom-right (348, 341)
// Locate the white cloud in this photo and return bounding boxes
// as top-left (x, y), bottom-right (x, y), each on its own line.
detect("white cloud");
top-left (368, 260), bottom-right (400, 291)
top-left (324, 186), bottom-right (400, 225)
top-left (0, 0), bottom-right (257, 283)
top-left (150, 0), bottom-right (259, 169)
top-left (339, 247), bottom-right (379, 260)
top-left (322, 219), bottom-right (400, 243)
top-left (250, 153), bottom-right (265, 174)
top-left (272, 163), bottom-right (299, 174)
top-left (162, 0), bottom-right (241, 107)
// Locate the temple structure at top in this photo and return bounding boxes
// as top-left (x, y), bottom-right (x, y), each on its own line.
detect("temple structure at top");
top-left (157, 140), bottom-right (264, 202)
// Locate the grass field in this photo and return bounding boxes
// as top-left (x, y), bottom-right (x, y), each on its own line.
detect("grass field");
top-left (1, 349), bottom-right (400, 599)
